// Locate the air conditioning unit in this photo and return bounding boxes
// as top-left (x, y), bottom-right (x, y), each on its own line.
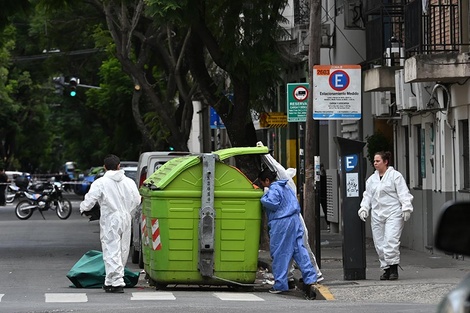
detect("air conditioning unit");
top-left (344, 0), bottom-right (365, 29)
top-left (395, 70), bottom-right (414, 111)
top-left (372, 91), bottom-right (391, 116)
top-left (413, 82), bottom-right (434, 111)
top-left (297, 29), bottom-right (309, 54)
top-left (408, 96), bottom-right (418, 110)
top-left (321, 23), bottom-right (334, 48)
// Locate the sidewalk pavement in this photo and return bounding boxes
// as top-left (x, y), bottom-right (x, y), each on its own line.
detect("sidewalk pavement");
top-left (258, 230), bottom-right (470, 304)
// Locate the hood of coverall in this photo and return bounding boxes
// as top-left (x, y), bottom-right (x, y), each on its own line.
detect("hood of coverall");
top-left (261, 180), bottom-right (300, 221)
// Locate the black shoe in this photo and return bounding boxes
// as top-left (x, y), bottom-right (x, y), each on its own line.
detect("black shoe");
top-left (380, 268), bottom-right (390, 280)
top-left (268, 287), bottom-right (283, 294)
top-left (103, 285), bottom-right (124, 293)
top-left (389, 264), bottom-right (399, 280)
top-left (305, 284), bottom-right (317, 300)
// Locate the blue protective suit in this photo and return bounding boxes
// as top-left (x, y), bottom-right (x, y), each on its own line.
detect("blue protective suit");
top-left (260, 180), bottom-right (317, 291)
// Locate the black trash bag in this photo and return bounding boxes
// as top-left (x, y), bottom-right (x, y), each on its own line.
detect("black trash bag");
top-left (66, 250), bottom-right (140, 288)
top-left (82, 203), bottom-right (101, 221)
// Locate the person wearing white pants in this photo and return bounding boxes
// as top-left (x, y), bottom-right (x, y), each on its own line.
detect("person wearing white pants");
top-left (358, 151), bottom-right (413, 280)
top-left (80, 154), bottom-right (141, 293)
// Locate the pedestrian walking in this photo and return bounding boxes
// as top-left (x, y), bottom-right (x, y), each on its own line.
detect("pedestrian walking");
top-left (358, 151), bottom-right (413, 280)
top-left (258, 167), bottom-right (317, 299)
top-left (0, 168), bottom-right (8, 206)
top-left (80, 154), bottom-right (141, 293)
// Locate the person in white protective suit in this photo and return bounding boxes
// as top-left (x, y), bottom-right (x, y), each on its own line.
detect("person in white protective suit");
top-left (80, 154), bottom-right (141, 293)
top-left (256, 141), bottom-right (324, 283)
top-left (358, 151), bottom-right (413, 280)
top-left (258, 167), bottom-right (317, 300)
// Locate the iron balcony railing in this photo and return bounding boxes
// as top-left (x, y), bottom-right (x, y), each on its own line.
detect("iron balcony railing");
top-left (405, 0), bottom-right (465, 54)
top-left (365, 0), bottom-right (469, 67)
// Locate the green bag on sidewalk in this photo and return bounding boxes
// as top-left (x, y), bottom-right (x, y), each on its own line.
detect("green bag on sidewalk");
top-left (67, 250), bottom-right (140, 288)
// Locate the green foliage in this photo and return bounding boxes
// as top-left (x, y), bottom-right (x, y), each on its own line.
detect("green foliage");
top-left (365, 131), bottom-right (393, 166)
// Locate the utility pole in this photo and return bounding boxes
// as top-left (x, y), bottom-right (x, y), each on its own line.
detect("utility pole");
top-left (304, 0), bottom-right (322, 263)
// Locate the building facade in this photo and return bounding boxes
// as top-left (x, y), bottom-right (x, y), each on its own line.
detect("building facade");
top-left (267, 0), bottom-right (470, 253)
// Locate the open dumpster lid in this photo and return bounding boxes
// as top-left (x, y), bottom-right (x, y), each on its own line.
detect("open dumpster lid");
top-left (143, 146), bottom-right (269, 190)
top-left (213, 146), bottom-right (268, 161)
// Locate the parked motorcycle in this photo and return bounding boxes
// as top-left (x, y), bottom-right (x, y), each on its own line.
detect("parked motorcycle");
top-left (15, 182), bottom-right (72, 220)
top-left (5, 184), bottom-right (26, 204)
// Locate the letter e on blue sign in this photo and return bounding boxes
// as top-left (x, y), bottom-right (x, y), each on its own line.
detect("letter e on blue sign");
top-left (345, 155), bottom-right (358, 172)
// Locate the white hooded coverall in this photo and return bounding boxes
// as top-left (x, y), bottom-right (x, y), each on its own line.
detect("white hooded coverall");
top-left (80, 170), bottom-right (141, 287)
top-left (359, 166), bottom-right (413, 269)
top-left (259, 148), bottom-right (323, 280)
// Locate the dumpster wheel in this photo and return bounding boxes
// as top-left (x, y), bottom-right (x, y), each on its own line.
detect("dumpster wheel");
top-left (155, 283), bottom-right (168, 290)
top-left (147, 277), bottom-right (168, 290)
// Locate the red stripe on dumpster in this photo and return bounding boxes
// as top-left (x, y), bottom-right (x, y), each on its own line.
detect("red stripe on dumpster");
top-left (142, 214), bottom-right (148, 246)
top-left (151, 218), bottom-right (161, 250)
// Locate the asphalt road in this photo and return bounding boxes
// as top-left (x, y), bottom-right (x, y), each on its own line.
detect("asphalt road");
top-left (0, 195), bottom-right (436, 313)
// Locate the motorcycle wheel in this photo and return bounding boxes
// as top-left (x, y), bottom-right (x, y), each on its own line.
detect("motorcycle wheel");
top-left (6, 194), bottom-right (15, 204)
top-left (56, 199), bottom-right (72, 219)
top-left (5, 189), bottom-right (16, 204)
top-left (15, 200), bottom-right (34, 220)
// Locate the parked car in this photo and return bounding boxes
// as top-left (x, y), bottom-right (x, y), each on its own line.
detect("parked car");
top-left (74, 166), bottom-right (104, 196)
top-left (131, 151), bottom-right (190, 268)
top-left (122, 166), bottom-right (137, 183)
top-left (435, 200), bottom-right (470, 313)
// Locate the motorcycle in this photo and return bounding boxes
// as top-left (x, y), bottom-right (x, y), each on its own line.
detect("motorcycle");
top-left (15, 181), bottom-right (72, 220)
top-left (5, 184), bottom-right (26, 204)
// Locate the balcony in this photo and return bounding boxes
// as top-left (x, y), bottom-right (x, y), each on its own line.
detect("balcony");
top-left (364, 0), bottom-right (470, 90)
top-left (363, 1), bottom-right (407, 92)
top-left (404, 0), bottom-right (470, 82)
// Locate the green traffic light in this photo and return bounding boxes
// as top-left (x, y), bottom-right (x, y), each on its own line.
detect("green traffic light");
top-left (70, 90), bottom-right (77, 97)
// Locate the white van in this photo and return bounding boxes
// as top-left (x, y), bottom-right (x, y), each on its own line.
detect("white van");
top-left (131, 151), bottom-right (190, 267)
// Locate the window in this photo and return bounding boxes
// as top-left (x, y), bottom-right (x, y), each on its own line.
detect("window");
top-left (404, 126), bottom-right (410, 185)
top-left (416, 126), bottom-right (424, 188)
top-left (460, 120), bottom-right (469, 190)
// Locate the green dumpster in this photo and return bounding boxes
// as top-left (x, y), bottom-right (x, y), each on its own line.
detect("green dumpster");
top-left (139, 147), bottom-right (268, 287)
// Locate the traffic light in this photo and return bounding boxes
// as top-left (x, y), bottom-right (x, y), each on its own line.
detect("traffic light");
top-left (52, 76), bottom-right (65, 95)
top-left (69, 77), bottom-right (79, 97)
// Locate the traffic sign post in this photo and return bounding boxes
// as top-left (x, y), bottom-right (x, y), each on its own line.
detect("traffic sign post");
top-left (313, 65), bottom-right (362, 120)
top-left (287, 83), bottom-right (309, 122)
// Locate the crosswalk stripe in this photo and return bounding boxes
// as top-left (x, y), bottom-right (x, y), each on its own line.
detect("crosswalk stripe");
top-left (131, 292), bottom-right (176, 300)
top-left (45, 293), bottom-right (88, 303)
top-left (213, 292), bottom-right (264, 301)
top-left (0, 294), bottom-right (4, 301)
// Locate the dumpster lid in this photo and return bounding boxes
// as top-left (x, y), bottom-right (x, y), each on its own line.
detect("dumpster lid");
top-left (144, 155), bottom-right (200, 190)
top-left (213, 146), bottom-right (269, 161)
top-left (144, 146), bottom-right (269, 190)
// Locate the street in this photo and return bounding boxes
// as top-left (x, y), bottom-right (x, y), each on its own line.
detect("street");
top-left (0, 195), bottom-right (439, 313)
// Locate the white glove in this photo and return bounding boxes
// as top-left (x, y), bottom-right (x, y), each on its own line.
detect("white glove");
top-left (402, 211), bottom-right (411, 222)
top-left (256, 141), bottom-right (265, 147)
top-left (263, 187), bottom-right (269, 194)
top-left (358, 207), bottom-right (369, 222)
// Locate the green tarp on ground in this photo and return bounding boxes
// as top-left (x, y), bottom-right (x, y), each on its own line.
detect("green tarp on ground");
top-left (66, 250), bottom-right (140, 288)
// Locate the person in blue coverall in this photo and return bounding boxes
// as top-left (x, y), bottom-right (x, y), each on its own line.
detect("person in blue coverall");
top-left (258, 168), bottom-right (317, 299)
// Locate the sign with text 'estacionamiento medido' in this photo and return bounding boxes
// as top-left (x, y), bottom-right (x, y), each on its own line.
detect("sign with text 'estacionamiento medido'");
top-left (313, 65), bottom-right (361, 120)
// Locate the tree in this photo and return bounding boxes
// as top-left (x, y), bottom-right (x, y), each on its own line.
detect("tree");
top-left (146, 0), bottom-right (289, 178)
top-left (34, 0), bottom-right (294, 179)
